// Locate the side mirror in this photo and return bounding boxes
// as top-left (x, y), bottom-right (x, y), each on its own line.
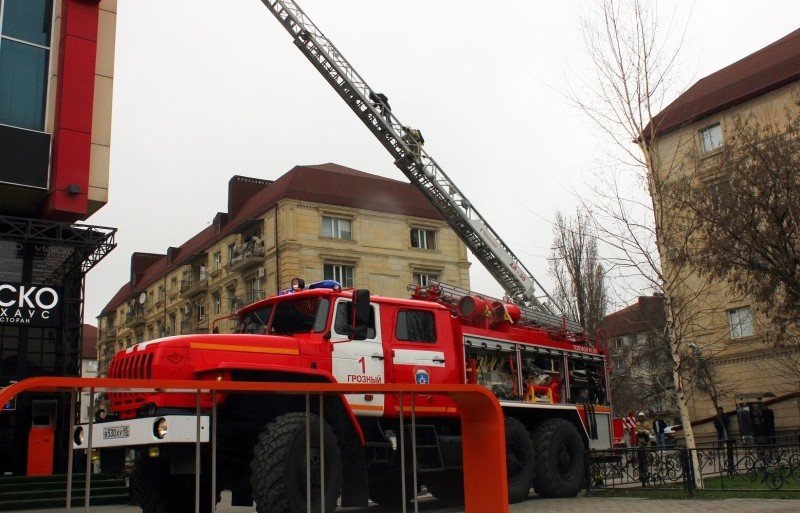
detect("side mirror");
top-left (350, 289), bottom-right (371, 340)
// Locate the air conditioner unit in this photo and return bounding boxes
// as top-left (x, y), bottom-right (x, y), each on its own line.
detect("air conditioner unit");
top-left (256, 267), bottom-right (265, 278)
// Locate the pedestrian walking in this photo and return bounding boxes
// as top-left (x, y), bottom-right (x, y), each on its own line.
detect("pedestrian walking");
top-left (714, 406), bottom-right (728, 448)
top-left (653, 416), bottom-right (667, 449)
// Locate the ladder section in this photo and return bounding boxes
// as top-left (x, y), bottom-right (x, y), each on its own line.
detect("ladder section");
top-left (261, 0), bottom-right (573, 329)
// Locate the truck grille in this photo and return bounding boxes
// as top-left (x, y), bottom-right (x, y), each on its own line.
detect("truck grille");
top-left (108, 352), bottom-right (154, 410)
top-left (109, 352), bottom-right (153, 379)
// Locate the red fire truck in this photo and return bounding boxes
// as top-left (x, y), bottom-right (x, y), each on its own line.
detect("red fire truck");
top-left (74, 1), bottom-right (615, 511)
top-left (76, 281), bottom-right (611, 513)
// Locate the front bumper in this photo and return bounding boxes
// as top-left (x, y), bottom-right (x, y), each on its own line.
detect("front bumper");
top-left (73, 415), bottom-right (210, 449)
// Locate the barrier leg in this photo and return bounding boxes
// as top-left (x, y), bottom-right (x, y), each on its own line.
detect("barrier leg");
top-left (195, 391), bottom-right (201, 513)
top-left (305, 394), bottom-right (311, 512)
top-left (411, 394), bottom-right (418, 513)
top-left (399, 392), bottom-right (406, 513)
top-left (211, 391), bottom-right (217, 513)
top-left (319, 394), bottom-right (325, 513)
top-left (66, 389), bottom-right (76, 513)
top-left (451, 391), bottom-right (508, 513)
top-left (85, 387), bottom-right (94, 512)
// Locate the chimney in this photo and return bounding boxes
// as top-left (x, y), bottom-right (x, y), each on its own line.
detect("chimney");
top-left (166, 246), bottom-right (180, 265)
top-left (130, 252), bottom-right (163, 288)
top-left (228, 175), bottom-right (272, 218)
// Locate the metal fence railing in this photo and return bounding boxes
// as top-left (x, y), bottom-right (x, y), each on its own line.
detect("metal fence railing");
top-left (0, 377), bottom-right (509, 513)
top-left (588, 441), bottom-right (800, 495)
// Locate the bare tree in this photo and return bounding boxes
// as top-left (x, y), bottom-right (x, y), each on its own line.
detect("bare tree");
top-left (603, 296), bottom-right (673, 417)
top-left (549, 210), bottom-right (608, 334)
top-left (686, 342), bottom-right (728, 411)
top-left (572, 0), bottom-right (714, 485)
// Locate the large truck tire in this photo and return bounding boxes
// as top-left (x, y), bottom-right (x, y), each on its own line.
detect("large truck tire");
top-left (425, 470), bottom-right (464, 504)
top-left (532, 418), bottom-right (585, 498)
top-left (131, 454), bottom-right (212, 513)
top-left (505, 417), bottom-right (536, 503)
top-left (250, 412), bottom-right (342, 513)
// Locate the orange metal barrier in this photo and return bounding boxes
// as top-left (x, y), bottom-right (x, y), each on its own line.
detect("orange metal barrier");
top-left (0, 377), bottom-right (509, 513)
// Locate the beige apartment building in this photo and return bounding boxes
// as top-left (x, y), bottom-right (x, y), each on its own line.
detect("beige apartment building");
top-left (647, 29), bottom-right (800, 440)
top-left (96, 163), bottom-right (470, 374)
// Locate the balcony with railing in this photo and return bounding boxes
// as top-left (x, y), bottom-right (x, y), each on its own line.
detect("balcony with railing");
top-left (229, 239), bottom-right (265, 272)
top-left (99, 327), bottom-right (117, 342)
top-left (247, 290), bottom-right (267, 304)
top-left (181, 270), bottom-right (208, 296)
top-left (228, 297), bottom-right (245, 312)
top-left (153, 292), bottom-right (166, 310)
top-left (125, 308), bottom-right (145, 327)
top-left (180, 315), bottom-right (209, 334)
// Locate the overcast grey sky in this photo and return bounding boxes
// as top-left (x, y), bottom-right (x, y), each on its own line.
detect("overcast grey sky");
top-left (83, 0), bottom-right (800, 322)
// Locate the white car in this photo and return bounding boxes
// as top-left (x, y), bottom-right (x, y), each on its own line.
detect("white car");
top-left (664, 424), bottom-right (682, 445)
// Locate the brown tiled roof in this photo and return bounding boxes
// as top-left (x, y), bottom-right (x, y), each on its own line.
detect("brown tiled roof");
top-left (82, 324), bottom-right (98, 359)
top-left (600, 296), bottom-right (666, 339)
top-left (99, 163), bottom-right (443, 316)
top-left (649, 28), bottom-right (800, 138)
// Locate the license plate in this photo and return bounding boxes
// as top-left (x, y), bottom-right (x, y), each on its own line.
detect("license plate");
top-left (103, 426), bottom-right (130, 440)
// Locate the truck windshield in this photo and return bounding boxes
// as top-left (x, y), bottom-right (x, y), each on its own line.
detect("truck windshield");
top-left (235, 298), bottom-right (330, 335)
top-left (235, 305), bottom-right (273, 334)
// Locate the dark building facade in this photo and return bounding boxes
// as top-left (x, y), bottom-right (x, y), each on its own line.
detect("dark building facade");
top-left (0, 0), bottom-right (117, 475)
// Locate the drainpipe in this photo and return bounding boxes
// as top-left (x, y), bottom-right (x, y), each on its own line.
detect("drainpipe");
top-left (274, 204), bottom-right (280, 294)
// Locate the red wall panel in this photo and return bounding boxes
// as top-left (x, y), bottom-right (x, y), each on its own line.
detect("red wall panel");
top-left (41, 0), bottom-right (101, 222)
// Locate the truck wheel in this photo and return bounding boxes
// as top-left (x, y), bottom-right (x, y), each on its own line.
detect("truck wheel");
top-left (250, 412), bottom-right (342, 513)
top-left (131, 454), bottom-right (212, 513)
top-left (532, 418), bottom-right (585, 498)
top-left (505, 417), bottom-right (536, 503)
top-left (425, 470), bottom-right (464, 504)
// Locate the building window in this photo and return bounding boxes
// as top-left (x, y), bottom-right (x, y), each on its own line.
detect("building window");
top-left (226, 286), bottom-right (238, 311)
top-left (322, 216), bottom-right (352, 240)
top-left (170, 277), bottom-right (178, 293)
top-left (410, 228), bottom-right (436, 249)
top-left (248, 278), bottom-right (262, 304)
top-left (324, 264), bottom-right (354, 287)
top-left (0, 0), bottom-right (53, 131)
top-left (728, 306), bottom-right (753, 339)
top-left (213, 252), bottom-right (222, 270)
top-left (213, 293), bottom-right (222, 314)
top-left (413, 272), bottom-right (439, 287)
top-left (699, 123), bottom-right (723, 153)
top-left (613, 336), bottom-right (627, 349)
top-left (228, 244), bottom-right (236, 263)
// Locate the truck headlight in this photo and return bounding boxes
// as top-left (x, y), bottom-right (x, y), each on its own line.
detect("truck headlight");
top-left (153, 418), bottom-right (168, 439)
top-left (74, 427), bottom-right (84, 446)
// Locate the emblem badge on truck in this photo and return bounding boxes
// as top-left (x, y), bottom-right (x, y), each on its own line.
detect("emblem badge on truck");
top-left (414, 368), bottom-right (429, 385)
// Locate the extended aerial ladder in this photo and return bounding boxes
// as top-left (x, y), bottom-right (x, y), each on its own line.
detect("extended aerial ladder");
top-left (260, 0), bottom-right (582, 333)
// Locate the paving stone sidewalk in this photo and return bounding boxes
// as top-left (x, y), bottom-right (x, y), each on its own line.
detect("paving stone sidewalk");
top-left (510, 497), bottom-right (800, 513)
top-left (11, 495), bottom-right (800, 513)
